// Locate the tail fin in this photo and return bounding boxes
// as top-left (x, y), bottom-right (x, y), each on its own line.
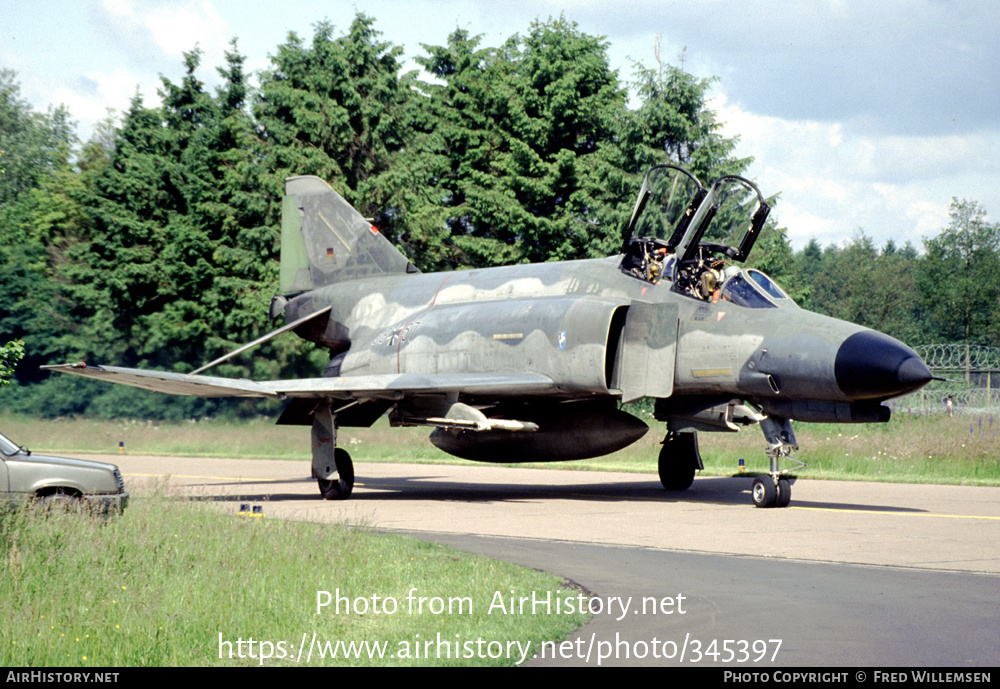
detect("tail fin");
top-left (280, 176), bottom-right (418, 293)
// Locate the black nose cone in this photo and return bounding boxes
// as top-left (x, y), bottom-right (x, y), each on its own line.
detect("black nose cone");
top-left (835, 331), bottom-right (933, 401)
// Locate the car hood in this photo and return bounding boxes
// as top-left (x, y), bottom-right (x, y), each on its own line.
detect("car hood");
top-left (15, 452), bottom-right (121, 473)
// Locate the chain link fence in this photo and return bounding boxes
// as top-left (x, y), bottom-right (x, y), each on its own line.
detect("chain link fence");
top-left (894, 345), bottom-right (1000, 414)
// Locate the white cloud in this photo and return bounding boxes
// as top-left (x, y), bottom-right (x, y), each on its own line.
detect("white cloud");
top-left (50, 0), bottom-right (234, 139)
top-left (872, 184), bottom-right (950, 245)
top-left (98, 0), bottom-right (230, 68)
top-left (50, 68), bottom-right (155, 137)
top-left (710, 90), bottom-right (998, 251)
top-left (774, 203), bottom-right (839, 245)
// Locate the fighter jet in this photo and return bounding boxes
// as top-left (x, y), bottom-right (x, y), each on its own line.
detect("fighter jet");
top-left (44, 165), bottom-right (933, 507)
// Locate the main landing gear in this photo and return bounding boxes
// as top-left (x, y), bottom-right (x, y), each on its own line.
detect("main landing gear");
top-left (751, 416), bottom-right (804, 508)
top-left (658, 431), bottom-right (703, 491)
top-left (318, 448), bottom-right (354, 500)
top-left (313, 402), bottom-right (355, 501)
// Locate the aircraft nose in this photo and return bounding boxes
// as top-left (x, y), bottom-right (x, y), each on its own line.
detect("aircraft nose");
top-left (834, 331), bottom-right (933, 401)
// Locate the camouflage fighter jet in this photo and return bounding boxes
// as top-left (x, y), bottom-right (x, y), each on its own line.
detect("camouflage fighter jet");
top-left (44, 165), bottom-right (933, 507)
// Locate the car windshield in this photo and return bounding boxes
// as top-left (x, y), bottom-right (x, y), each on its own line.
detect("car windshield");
top-left (0, 431), bottom-right (24, 455)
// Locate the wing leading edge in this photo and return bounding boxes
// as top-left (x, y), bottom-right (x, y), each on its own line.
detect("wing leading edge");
top-left (41, 363), bottom-right (556, 400)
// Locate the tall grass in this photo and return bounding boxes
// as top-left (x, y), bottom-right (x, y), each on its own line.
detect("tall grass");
top-left (0, 491), bottom-right (588, 666)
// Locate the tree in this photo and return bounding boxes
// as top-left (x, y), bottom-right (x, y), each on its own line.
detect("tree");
top-left (414, 18), bottom-right (628, 267)
top-left (72, 44), bottom-right (299, 387)
top-left (619, 50), bottom-right (749, 182)
top-left (806, 234), bottom-right (923, 344)
top-left (918, 199), bottom-right (1000, 376)
top-left (0, 69), bottom-right (75, 208)
top-left (0, 70), bottom-right (87, 382)
top-left (0, 339), bottom-right (23, 385)
top-left (412, 21), bottom-right (752, 269)
top-left (255, 15), bottom-right (417, 224)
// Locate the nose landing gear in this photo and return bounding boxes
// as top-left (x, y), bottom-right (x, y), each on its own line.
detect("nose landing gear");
top-left (752, 416), bottom-right (804, 508)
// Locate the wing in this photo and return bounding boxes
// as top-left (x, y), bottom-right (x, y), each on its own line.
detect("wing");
top-left (41, 363), bottom-right (556, 400)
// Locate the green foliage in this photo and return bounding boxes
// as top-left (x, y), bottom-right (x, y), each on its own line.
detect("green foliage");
top-left (918, 199), bottom-right (1000, 348)
top-left (0, 69), bottom-right (76, 207)
top-left (0, 75), bottom-right (89, 382)
top-left (66, 45), bottom-right (301, 382)
top-left (410, 18), bottom-right (744, 268)
top-left (620, 56), bottom-right (749, 181)
top-left (779, 198), bottom-right (999, 352)
top-left (0, 339), bottom-right (23, 384)
top-left (803, 234), bottom-right (924, 344)
top-left (255, 15), bottom-right (416, 222)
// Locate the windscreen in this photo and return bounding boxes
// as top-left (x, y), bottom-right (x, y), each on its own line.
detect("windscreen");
top-left (0, 431), bottom-right (21, 455)
top-left (720, 269), bottom-right (795, 309)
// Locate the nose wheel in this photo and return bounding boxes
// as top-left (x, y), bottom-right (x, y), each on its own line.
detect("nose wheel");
top-left (751, 475), bottom-right (792, 508)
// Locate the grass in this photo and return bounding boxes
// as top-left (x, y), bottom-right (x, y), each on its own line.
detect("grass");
top-left (3, 411), bottom-right (997, 486)
top-left (0, 488), bottom-right (588, 667)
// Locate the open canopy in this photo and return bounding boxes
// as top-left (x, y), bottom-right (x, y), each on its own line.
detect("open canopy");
top-left (619, 165), bottom-right (785, 304)
top-left (622, 165), bottom-right (771, 264)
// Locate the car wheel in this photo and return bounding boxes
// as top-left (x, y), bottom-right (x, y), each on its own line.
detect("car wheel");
top-left (35, 493), bottom-right (86, 514)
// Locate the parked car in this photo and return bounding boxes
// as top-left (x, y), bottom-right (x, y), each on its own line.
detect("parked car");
top-left (0, 430), bottom-right (128, 514)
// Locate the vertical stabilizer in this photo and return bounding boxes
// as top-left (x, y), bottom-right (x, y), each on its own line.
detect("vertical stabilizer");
top-left (280, 176), bottom-right (418, 293)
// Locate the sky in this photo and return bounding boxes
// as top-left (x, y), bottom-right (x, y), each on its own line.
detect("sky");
top-left (3, 0), bottom-right (999, 251)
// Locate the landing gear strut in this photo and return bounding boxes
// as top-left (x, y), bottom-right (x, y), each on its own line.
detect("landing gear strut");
top-left (658, 431), bottom-right (703, 491)
top-left (313, 401), bottom-right (355, 501)
top-left (752, 416), bottom-right (803, 508)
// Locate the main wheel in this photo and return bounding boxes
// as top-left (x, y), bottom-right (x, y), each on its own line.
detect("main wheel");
top-left (751, 476), bottom-right (777, 508)
top-left (658, 433), bottom-right (698, 491)
top-left (775, 478), bottom-right (792, 508)
top-left (318, 448), bottom-right (354, 500)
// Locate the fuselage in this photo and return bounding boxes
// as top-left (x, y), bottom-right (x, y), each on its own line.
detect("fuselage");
top-left (284, 254), bottom-right (930, 415)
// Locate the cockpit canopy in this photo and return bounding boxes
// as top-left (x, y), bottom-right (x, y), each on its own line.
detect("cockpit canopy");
top-left (620, 165), bottom-right (795, 308)
top-left (621, 165), bottom-right (770, 260)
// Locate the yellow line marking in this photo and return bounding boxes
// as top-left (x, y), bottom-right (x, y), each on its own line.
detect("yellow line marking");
top-left (789, 506), bottom-right (1000, 520)
top-left (126, 472), bottom-right (289, 483)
